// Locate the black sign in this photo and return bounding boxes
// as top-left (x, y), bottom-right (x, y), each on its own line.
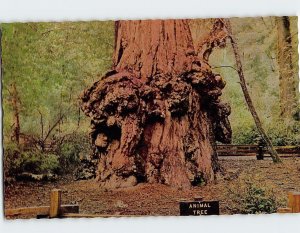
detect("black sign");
top-left (179, 201), bottom-right (219, 216)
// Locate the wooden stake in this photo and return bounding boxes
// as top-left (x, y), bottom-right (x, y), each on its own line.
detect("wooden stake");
top-left (293, 192), bottom-right (300, 213)
top-left (288, 192), bottom-right (295, 210)
top-left (49, 189), bottom-right (61, 218)
top-left (0, 26), bottom-right (2, 82)
top-left (288, 192), bottom-right (300, 213)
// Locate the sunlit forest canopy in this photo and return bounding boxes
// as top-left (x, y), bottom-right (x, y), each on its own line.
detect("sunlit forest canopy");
top-left (2, 21), bottom-right (114, 140)
top-left (1, 17), bottom-right (299, 147)
top-left (192, 17), bottom-right (299, 145)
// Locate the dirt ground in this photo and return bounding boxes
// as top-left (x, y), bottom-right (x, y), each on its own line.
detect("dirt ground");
top-left (4, 156), bottom-right (300, 218)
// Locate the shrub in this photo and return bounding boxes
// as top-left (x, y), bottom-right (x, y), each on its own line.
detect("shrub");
top-left (40, 153), bottom-right (60, 174)
top-left (58, 142), bottom-right (81, 172)
top-left (267, 123), bottom-right (300, 146)
top-left (241, 184), bottom-right (277, 214)
top-left (232, 121), bottom-right (300, 146)
top-left (226, 177), bottom-right (284, 214)
top-left (4, 133), bottom-right (91, 179)
top-left (232, 125), bottom-right (259, 144)
top-left (56, 133), bottom-right (91, 173)
top-left (4, 147), bottom-right (60, 177)
top-left (3, 142), bottom-right (20, 178)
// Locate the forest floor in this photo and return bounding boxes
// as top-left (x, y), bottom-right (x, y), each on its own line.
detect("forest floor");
top-left (4, 156), bottom-right (300, 219)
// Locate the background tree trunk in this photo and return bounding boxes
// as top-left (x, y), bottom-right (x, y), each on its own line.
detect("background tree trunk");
top-left (276, 16), bottom-right (297, 120)
top-left (0, 27), bottom-right (2, 88)
top-left (81, 20), bottom-right (231, 189)
top-left (11, 82), bottom-right (21, 145)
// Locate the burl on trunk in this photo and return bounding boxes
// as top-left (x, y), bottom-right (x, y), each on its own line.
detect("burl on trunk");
top-left (81, 19), bottom-right (231, 189)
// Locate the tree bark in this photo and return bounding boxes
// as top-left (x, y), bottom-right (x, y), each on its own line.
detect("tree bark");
top-left (0, 27), bottom-right (2, 88)
top-left (11, 82), bottom-right (21, 145)
top-left (276, 16), bottom-right (297, 120)
top-left (81, 19), bottom-right (231, 189)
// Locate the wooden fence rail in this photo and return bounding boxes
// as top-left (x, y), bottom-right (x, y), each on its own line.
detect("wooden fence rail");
top-left (5, 189), bottom-right (139, 218)
top-left (5, 189), bottom-right (79, 218)
top-left (216, 145), bottom-right (300, 156)
top-left (5, 191), bottom-right (300, 218)
top-left (5, 204), bottom-right (79, 217)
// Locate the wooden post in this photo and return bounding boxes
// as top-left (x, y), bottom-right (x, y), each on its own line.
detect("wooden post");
top-left (288, 192), bottom-right (295, 211)
top-left (49, 189), bottom-right (61, 218)
top-left (293, 192), bottom-right (300, 213)
top-left (194, 197), bottom-right (203, 201)
top-left (288, 192), bottom-right (300, 213)
top-left (277, 192), bottom-right (300, 214)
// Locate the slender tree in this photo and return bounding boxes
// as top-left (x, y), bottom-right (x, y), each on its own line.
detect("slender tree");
top-left (224, 19), bottom-right (281, 163)
top-left (81, 19), bottom-right (231, 189)
top-left (10, 82), bottom-right (21, 145)
top-left (276, 16), bottom-right (297, 120)
top-left (0, 26), bottom-right (2, 84)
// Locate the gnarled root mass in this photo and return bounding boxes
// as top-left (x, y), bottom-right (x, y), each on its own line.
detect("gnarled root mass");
top-left (81, 68), bottom-right (231, 188)
top-left (80, 19), bottom-right (231, 189)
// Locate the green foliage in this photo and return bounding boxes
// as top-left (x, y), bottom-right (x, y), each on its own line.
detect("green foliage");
top-left (1, 21), bottom-right (113, 178)
top-left (59, 142), bottom-right (81, 165)
top-left (58, 141), bottom-right (82, 173)
top-left (39, 154), bottom-right (60, 174)
top-left (4, 133), bottom-right (91, 178)
top-left (266, 122), bottom-right (300, 146)
top-left (241, 183), bottom-right (278, 214)
top-left (231, 120), bottom-right (300, 146)
top-left (56, 132), bottom-right (90, 173)
top-left (209, 17), bottom-right (299, 145)
top-left (4, 147), bottom-right (60, 175)
top-left (232, 125), bottom-right (259, 144)
top-left (1, 21), bottom-right (114, 140)
top-left (3, 142), bottom-right (20, 178)
top-left (227, 178), bottom-right (284, 214)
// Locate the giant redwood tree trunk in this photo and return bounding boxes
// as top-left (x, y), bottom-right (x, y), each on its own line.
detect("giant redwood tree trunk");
top-left (81, 19), bottom-right (231, 189)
